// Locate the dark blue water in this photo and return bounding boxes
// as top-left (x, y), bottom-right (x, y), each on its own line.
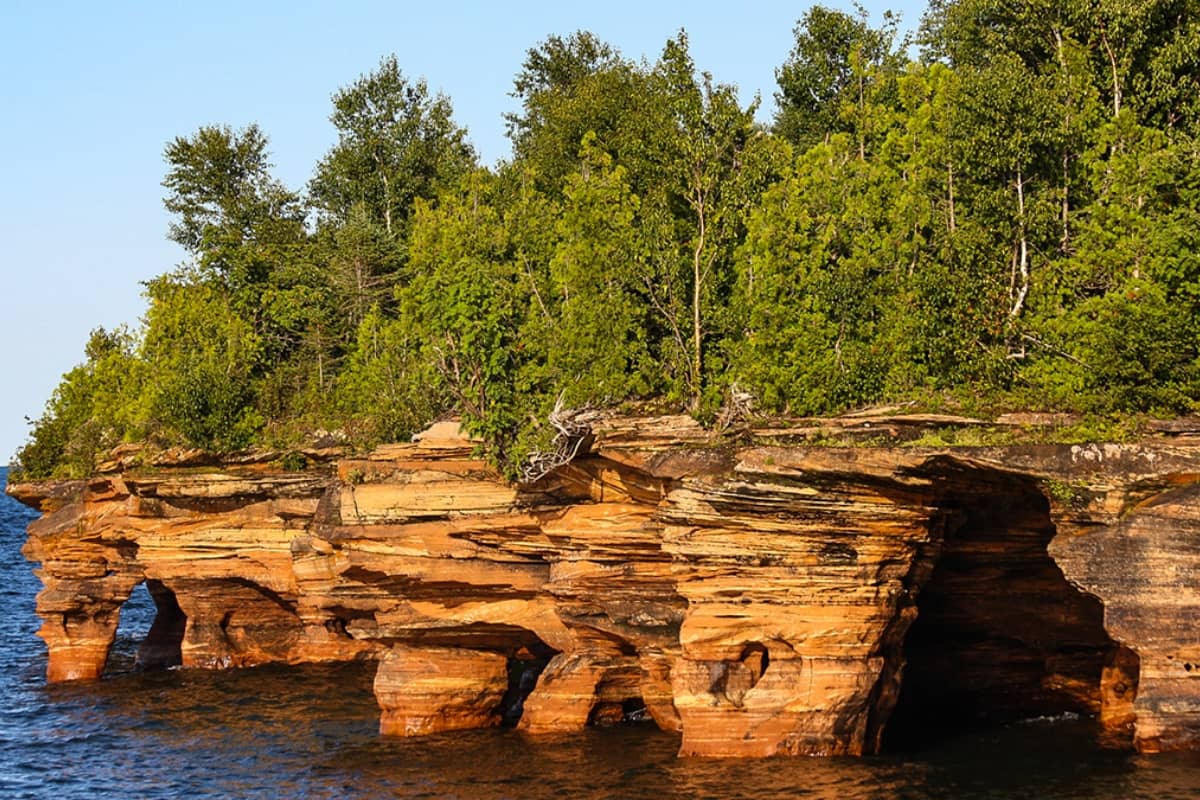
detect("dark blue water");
top-left (3, 468), bottom-right (1200, 798)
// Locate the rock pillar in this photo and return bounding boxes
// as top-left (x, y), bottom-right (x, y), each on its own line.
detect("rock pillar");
top-left (375, 645), bottom-right (509, 736)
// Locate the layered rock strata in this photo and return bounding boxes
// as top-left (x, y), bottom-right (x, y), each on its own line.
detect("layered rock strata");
top-left (13, 417), bottom-right (1200, 756)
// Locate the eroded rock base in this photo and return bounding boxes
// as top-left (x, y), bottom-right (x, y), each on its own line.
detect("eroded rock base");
top-left (376, 645), bottom-right (510, 736)
top-left (15, 418), bottom-right (1200, 756)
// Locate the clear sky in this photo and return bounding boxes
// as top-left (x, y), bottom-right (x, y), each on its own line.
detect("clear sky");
top-left (1, 0), bottom-right (924, 460)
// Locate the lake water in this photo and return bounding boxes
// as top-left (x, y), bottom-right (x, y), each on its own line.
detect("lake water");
top-left (3, 467), bottom-right (1200, 798)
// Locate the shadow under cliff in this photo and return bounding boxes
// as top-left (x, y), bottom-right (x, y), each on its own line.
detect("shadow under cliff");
top-left (879, 462), bottom-right (1133, 752)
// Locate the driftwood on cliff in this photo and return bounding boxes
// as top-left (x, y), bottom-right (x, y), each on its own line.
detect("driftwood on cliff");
top-left (519, 394), bottom-right (599, 484)
top-left (714, 383), bottom-right (756, 432)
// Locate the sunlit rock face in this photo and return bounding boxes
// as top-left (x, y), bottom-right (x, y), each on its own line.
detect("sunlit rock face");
top-left (375, 645), bottom-right (510, 736)
top-left (13, 418), bottom-right (1200, 756)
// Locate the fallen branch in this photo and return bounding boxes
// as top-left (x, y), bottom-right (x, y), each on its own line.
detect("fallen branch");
top-left (715, 383), bottom-right (756, 432)
top-left (519, 393), bottom-right (598, 484)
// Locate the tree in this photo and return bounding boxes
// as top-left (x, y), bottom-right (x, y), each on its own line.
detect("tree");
top-left (323, 201), bottom-right (403, 330)
top-left (775, 5), bottom-right (903, 152)
top-left (735, 133), bottom-right (909, 413)
top-left (1078, 0), bottom-right (1200, 133)
top-left (506, 31), bottom-right (676, 197)
top-left (546, 138), bottom-right (655, 405)
top-left (1019, 113), bottom-right (1200, 411)
top-left (139, 275), bottom-right (265, 451)
top-left (921, 0), bottom-right (1200, 132)
top-left (14, 327), bottom-right (141, 478)
top-left (163, 124), bottom-right (305, 276)
top-left (310, 55), bottom-right (476, 236)
top-left (162, 122), bottom-right (310, 377)
top-left (399, 170), bottom-right (526, 457)
top-left (506, 30), bottom-right (620, 178)
top-left (656, 32), bottom-right (763, 408)
top-left (335, 305), bottom-right (445, 445)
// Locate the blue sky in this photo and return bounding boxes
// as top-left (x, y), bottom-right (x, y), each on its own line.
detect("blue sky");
top-left (1, 0), bottom-right (924, 460)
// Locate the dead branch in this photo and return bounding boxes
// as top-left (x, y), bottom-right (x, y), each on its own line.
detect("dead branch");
top-left (715, 383), bottom-right (756, 432)
top-left (519, 392), bottom-right (599, 484)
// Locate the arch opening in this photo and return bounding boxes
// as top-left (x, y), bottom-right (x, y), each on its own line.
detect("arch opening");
top-left (104, 579), bottom-right (185, 675)
top-left (879, 468), bottom-right (1132, 752)
top-left (103, 581), bottom-right (155, 675)
top-left (137, 580), bottom-right (186, 671)
top-left (587, 664), bottom-right (656, 727)
top-left (373, 623), bottom-right (562, 736)
top-left (499, 645), bottom-right (556, 727)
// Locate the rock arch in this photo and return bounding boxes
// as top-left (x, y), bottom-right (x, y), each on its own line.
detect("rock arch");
top-left (135, 579), bottom-right (187, 671)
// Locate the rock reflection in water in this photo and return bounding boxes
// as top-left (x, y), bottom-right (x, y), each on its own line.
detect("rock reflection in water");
top-left (9, 655), bottom-right (1200, 799)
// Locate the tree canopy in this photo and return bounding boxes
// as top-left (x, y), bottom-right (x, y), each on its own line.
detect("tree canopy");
top-left (16, 1), bottom-right (1200, 480)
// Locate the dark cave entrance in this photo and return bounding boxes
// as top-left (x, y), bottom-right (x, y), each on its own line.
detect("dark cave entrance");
top-left (499, 645), bottom-right (556, 727)
top-left (878, 466), bottom-right (1135, 752)
top-left (498, 643), bottom-right (655, 730)
top-left (105, 579), bottom-right (186, 675)
top-left (137, 580), bottom-right (187, 670)
top-left (586, 661), bottom-right (657, 728)
top-left (384, 622), bottom-right (559, 728)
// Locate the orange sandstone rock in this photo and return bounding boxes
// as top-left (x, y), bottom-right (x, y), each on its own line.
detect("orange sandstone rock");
top-left (13, 416), bottom-right (1200, 758)
top-left (375, 645), bottom-right (509, 736)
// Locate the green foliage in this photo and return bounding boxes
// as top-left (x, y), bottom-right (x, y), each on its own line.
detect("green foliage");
top-left (334, 306), bottom-right (446, 447)
top-left (775, 5), bottom-right (904, 151)
top-left (1042, 477), bottom-right (1090, 506)
top-left (399, 169), bottom-right (533, 463)
top-left (548, 139), bottom-right (656, 405)
top-left (15, 327), bottom-right (141, 479)
top-left (905, 425), bottom-right (1019, 447)
top-left (140, 276), bottom-right (265, 450)
top-left (163, 124), bottom-right (306, 278)
top-left (153, 365), bottom-right (262, 451)
top-left (279, 451), bottom-right (308, 471)
top-left (21, 9), bottom-right (1200, 480)
top-left (506, 31), bottom-right (673, 195)
top-left (1024, 281), bottom-right (1198, 413)
top-left (310, 54), bottom-right (476, 236)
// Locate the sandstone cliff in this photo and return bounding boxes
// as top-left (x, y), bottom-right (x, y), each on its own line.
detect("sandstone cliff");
top-left (11, 416), bottom-right (1200, 757)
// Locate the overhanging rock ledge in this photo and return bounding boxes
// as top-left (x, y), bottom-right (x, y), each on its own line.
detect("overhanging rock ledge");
top-left (12, 416), bottom-right (1200, 756)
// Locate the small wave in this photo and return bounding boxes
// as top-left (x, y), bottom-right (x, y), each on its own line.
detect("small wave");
top-left (1014, 711), bottom-right (1083, 725)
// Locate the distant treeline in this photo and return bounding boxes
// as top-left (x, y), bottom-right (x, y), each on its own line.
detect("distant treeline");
top-left (15, 0), bottom-right (1200, 479)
